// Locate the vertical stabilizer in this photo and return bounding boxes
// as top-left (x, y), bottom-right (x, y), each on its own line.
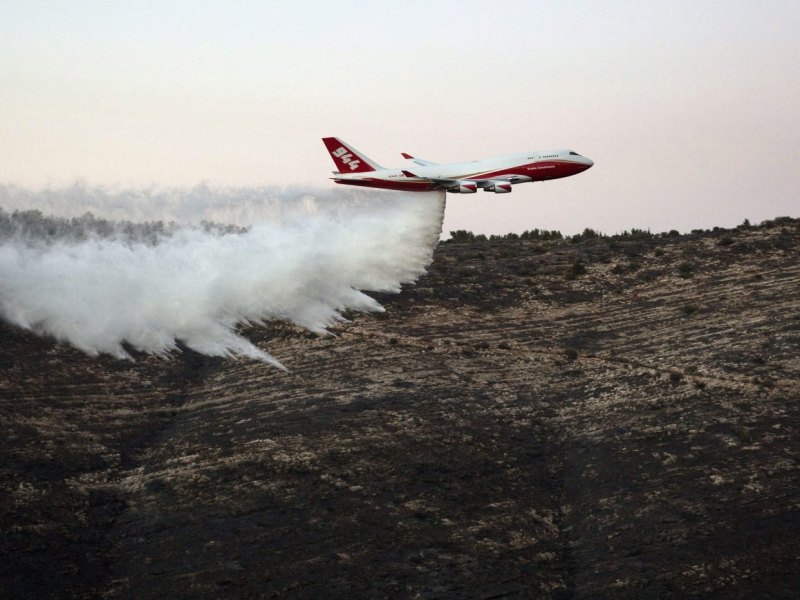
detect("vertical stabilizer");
top-left (322, 137), bottom-right (383, 173)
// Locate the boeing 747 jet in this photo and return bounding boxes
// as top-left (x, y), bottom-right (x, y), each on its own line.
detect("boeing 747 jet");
top-left (323, 137), bottom-right (593, 194)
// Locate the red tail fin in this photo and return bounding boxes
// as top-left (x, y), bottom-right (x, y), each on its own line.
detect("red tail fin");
top-left (322, 137), bottom-right (382, 173)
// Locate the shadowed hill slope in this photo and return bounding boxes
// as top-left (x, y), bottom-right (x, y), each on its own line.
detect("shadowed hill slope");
top-left (2, 218), bottom-right (799, 598)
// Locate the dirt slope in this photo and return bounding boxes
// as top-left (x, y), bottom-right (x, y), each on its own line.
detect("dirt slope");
top-left (2, 218), bottom-right (799, 598)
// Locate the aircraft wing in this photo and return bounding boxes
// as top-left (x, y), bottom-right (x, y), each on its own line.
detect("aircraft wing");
top-left (401, 171), bottom-right (452, 187)
top-left (401, 171), bottom-right (527, 185)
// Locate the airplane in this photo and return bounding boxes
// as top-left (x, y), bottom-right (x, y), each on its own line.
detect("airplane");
top-left (322, 137), bottom-right (593, 194)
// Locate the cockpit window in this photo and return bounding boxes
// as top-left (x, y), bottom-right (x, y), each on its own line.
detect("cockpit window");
top-left (569, 152), bottom-right (581, 156)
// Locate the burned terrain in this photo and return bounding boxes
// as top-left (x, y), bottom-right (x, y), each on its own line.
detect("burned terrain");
top-left (2, 218), bottom-right (800, 598)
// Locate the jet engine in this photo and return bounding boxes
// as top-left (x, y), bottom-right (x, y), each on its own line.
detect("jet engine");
top-left (448, 181), bottom-right (478, 194)
top-left (485, 180), bottom-right (512, 193)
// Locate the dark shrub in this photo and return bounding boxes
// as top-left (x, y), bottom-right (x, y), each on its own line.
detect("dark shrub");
top-left (734, 426), bottom-right (753, 443)
top-left (512, 262), bottom-right (538, 276)
top-left (718, 236), bottom-right (734, 246)
top-left (564, 259), bottom-right (587, 280)
top-left (677, 262), bottom-right (694, 278)
top-left (449, 230), bottom-right (475, 242)
top-left (623, 243), bottom-right (644, 257)
top-left (762, 216), bottom-right (794, 228)
top-left (521, 228), bottom-right (563, 240)
top-left (581, 227), bottom-right (599, 239)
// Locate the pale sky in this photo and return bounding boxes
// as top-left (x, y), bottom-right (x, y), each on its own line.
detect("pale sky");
top-left (1, 1), bottom-right (798, 235)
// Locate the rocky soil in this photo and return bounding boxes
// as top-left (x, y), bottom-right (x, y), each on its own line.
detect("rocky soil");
top-left (2, 218), bottom-right (799, 599)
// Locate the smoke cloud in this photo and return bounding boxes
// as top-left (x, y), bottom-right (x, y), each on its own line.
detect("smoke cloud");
top-left (0, 184), bottom-right (445, 368)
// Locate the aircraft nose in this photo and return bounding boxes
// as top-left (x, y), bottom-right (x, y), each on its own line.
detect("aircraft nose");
top-left (584, 157), bottom-right (594, 168)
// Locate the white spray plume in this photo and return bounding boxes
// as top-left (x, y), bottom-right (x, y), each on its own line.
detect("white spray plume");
top-left (0, 184), bottom-right (445, 368)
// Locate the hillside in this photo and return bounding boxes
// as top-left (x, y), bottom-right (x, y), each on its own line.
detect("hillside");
top-left (2, 217), bottom-right (800, 599)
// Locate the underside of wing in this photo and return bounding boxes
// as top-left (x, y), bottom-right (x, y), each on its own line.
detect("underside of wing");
top-left (400, 171), bottom-right (453, 186)
top-left (402, 171), bottom-right (529, 186)
top-left (472, 174), bottom-right (530, 184)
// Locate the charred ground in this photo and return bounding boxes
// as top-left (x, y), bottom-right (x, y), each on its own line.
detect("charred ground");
top-left (2, 217), bottom-right (799, 598)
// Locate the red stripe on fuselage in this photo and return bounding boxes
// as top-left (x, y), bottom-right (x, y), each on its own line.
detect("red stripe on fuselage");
top-left (462, 160), bottom-right (590, 182)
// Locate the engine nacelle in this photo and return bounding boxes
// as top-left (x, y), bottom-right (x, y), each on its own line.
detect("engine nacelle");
top-left (485, 180), bottom-right (512, 193)
top-left (448, 180), bottom-right (478, 194)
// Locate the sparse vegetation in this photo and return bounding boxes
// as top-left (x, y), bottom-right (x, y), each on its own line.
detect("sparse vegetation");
top-left (446, 218), bottom-right (798, 249)
top-left (0, 207), bottom-right (248, 245)
top-left (448, 229), bottom-right (562, 243)
top-left (4, 211), bottom-right (800, 600)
